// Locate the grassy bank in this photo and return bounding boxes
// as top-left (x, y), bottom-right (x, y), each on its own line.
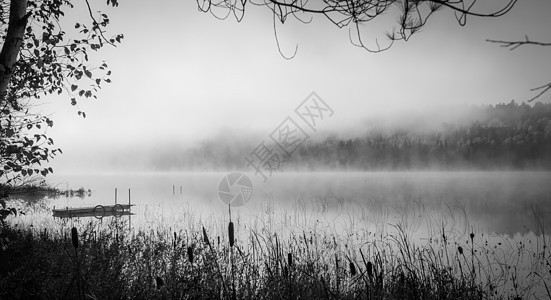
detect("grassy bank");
top-left (0, 179), bottom-right (91, 200)
top-left (1, 214), bottom-right (549, 300)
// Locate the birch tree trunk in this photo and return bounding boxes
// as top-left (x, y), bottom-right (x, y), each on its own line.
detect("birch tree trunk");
top-left (0, 0), bottom-right (30, 100)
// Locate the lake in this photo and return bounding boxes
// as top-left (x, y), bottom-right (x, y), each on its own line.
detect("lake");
top-left (11, 171), bottom-right (551, 238)
top-left (8, 171), bottom-right (551, 298)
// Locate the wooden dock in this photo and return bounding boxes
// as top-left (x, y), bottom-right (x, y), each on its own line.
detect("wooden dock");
top-left (52, 204), bottom-right (134, 219)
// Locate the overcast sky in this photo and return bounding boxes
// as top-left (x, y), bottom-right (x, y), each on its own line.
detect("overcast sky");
top-left (41, 0), bottom-right (551, 172)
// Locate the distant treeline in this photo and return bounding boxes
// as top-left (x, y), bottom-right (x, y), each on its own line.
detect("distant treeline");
top-left (288, 101), bottom-right (551, 170)
top-left (151, 101), bottom-right (551, 170)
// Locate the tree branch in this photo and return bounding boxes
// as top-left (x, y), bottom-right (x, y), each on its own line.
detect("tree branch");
top-left (487, 35), bottom-right (551, 102)
top-left (487, 36), bottom-right (551, 51)
top-left (527, 82), bottom-right (551, 103)
top-left (83, 0), bottom-right (116, 47)
top-left (198, 0), bottom-right (519, 57)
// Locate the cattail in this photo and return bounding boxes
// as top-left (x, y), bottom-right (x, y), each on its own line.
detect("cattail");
top-left (202, 227), bottom-right (210, 245)
top-left (458, 246), bottom-right (464, 255)
top-left (366, 261), bottom-right (373, 278)
top-left (155, 276), bottom-right (164, 290)
top-left (470, 232), bottom-right (475, 240)
top-left (187, 245), bottom-right (194, 264)
top-left (71, 227), bottom-right (78, 249)
top-left (349, 262), bottom-right (357, 276)
top-left (217, 236), bottom-right (220, 246)
top-left (288, 253), bottom-right (293, 267)
top-left (228, 221), bottom-right (234, 247)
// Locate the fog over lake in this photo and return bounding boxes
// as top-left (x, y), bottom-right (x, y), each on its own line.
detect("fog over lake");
top-left (2, 0), bottom-right (551, 298)
top-left (17, 171), bottom-right (549, 238)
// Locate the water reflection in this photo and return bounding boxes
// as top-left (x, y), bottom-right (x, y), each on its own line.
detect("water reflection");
top-left (8, 171), bottom-right (551, 237)
top-left (5, 171), bottom-right (550, 299)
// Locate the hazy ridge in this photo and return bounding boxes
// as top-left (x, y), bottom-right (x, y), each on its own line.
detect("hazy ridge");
top-left (144, 101), bottom-right (551, 171)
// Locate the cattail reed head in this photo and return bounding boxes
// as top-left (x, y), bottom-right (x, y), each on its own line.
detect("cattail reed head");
top-left (228, 221), bottom-right (235, 247)
top-left (155, 276), bottom-right (164, 290)
top-left (349, 262), bottom-right (356, 276)
top-left (187, 245), bottom-right (194, 264)
top-left (458, 246), bottom-right (464, 255)
top-left (71, 227), bottom-right (78, 249)
top-left (288, 253), bottom-right (293, 267)
top-left (202, 227), bottom-right (210, 246)
top-left (366, 261), bottom-right (373, 278)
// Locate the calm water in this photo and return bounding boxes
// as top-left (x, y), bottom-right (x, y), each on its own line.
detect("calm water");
top-left (11, 171), bottom-right (551, 238)
top-left (8, 171), bottom-right (550, 298)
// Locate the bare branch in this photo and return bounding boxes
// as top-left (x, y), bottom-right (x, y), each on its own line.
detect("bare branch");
top-left (527, 82), bottom-right (551, 103)
top-left (198, 0), bottom-right (518, 57)
top-left (487, 35), bottom-right (551, 102)
top-left (487, 36), bottom-right (551, 51)
top-left (273, 9), bottom-right (297, 60)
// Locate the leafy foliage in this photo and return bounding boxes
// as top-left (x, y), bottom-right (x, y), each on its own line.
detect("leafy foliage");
top-left (0, 0), bottom-right (121, 184)
top-left (0, 192), bottom-right (18, 251)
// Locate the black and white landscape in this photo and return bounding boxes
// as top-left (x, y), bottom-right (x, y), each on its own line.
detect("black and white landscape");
top-left (1, 0), bottom-right (551, 299)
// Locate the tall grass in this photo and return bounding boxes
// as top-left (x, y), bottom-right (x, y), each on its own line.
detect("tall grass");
top-left (1, 197), bottom-right (550, 299)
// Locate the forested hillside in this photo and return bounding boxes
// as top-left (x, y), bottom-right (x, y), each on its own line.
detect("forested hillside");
top-left (150, 101), bottom-right (551, 170)
top-left (288, 101), bottom-right (551, 170)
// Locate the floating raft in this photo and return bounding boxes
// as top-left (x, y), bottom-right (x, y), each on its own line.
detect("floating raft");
top-left (52, 204), bottom-right (134, 219)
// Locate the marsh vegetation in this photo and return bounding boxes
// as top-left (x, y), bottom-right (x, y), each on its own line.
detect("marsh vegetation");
top-left (1, 172), bottom-right (550, 299)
